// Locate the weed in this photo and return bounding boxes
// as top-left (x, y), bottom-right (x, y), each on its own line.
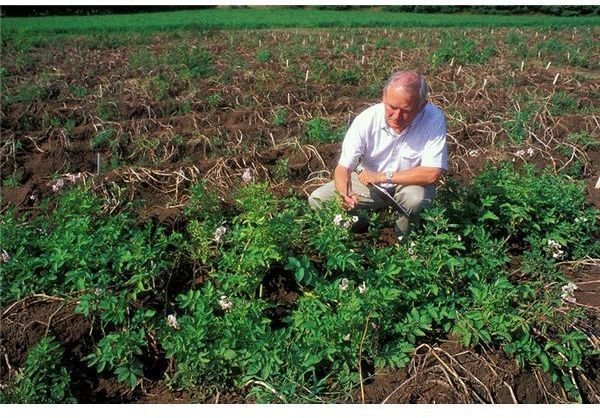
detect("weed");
top-left (396, 38), bottom-right (416, 50)
top-left (3, 84), bottom-right (49, 105)
top-left (271, 158), bottom-right (290, 181)
top-left (149, 74), bottom-right (170, 101)
top-left (256, 49), bottom-right (271, 63)
top-left (128, 47), bottom-right (158, 72)
top-left (167, 43), bottom-right (213, 79)
top-left (329, 65), bottom-right (361, 86)
top-left (431, 34), bottom-right (495, 69)
top-left (272, 107), bottom-right (288, 127)
top-left (96, 101), bottom-right (117, 121)
top-left (374, 38), bottom-right (392, 49)
top-left (305, 117), bottom-right (341, 144)
top-left (177, 100), bottom-right (192, 115)
top-left (503, 99), bottom-right (540, 144)
top-left (205, 93), bottom-right (223, 109)
top-left (90, 128), bottom-right (116, 151)
top-left (550, 91), bottom-right (579, 115)
top-left (567, 132), bottom-right (599, 150)
top-left (69, 84), bottom-right (88, 98)
top-left (2, 174), bottom-right (21, 188)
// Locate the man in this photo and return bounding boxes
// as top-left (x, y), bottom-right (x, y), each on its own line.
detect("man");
top-left (308, 71), bottom-right (448, 239)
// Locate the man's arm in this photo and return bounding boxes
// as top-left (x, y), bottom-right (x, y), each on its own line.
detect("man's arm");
top-left (358, 166), bottom-right (443, 187)
top-left (334, 164), bottom-right (359, 210)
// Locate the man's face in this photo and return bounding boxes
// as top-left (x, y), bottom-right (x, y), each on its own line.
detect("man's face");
top-left (382, 86), bottom-right (425, 133)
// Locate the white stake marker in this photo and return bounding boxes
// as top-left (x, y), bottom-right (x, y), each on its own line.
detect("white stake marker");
top-left (553, 73), bottom-right (560, 85)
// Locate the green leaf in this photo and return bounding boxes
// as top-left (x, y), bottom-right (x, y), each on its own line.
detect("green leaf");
top-left (223, 349), bottom-right (237, 361)
top-left (539, 353), bottom-right (550, 372)
top-left (481, 211), bottom-right (500, 222)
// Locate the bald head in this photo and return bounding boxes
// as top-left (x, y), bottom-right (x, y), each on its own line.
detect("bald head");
top-left (381, 71), bottom-right (428, 132)
top-left (383, 71), bottom-right (428, 105)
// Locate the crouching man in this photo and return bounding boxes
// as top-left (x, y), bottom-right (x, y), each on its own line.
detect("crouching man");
top-left (308, 71), bottom-right (448, 239)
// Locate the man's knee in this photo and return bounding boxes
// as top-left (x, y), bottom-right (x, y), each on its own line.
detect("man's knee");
top-left (308, 191), bottom-right (323, 209)
top-left (308, 183), bottom-right (335, 209)
top-left (396, 185), bottom-right (435, 212)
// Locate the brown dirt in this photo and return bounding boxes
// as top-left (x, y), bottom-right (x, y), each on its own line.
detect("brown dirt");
top-left (357, 340), bottom-right (565, 404)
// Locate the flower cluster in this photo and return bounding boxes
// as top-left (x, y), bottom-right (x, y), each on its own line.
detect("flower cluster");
top-left (407, 241), bottom-right (417, 256)
top-left (167, 314), bottom-right (180, 330)
top-left (333, 214), bottom-right (359, 229)
top-left (1, 250), bottom-right (10, 263)
top-left (51, 172), bottom-right (87, 192)
top-left (547, 239), bottom-right (565, 260)
top-left (214, 226), bottom-right (227, 243)
top-left (358, 281), bottom-right (367, 294)
top-left (242, 168), bottom-right (253, 183)
top-left (339, 278), bottom-right (349, 291)
top-left (219, 295), bottom-right (233, 311)
top-left (52, 178), bottom-right (65, 192)
top-left (514, 148), bottom-right (535, 158)
top-left (560, 282), bottom-right (578, 304)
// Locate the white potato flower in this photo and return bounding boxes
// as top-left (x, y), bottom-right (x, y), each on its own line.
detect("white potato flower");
top-left (214, 226), bottom-right (227, 242)
top-left (358, 281), bottom-right (367, 294)
top-left (219, 295), bottom-right (233, 311)
top-left (167, 314), bottom-right (180, 330)
top-left (242, 168), bottom-right (253, 183)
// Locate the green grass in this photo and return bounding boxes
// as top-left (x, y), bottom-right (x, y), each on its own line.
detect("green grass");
top-left (2, 7), bottom-right (600, 38)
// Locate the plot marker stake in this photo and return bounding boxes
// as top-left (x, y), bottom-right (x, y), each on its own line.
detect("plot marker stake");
top-left (553, 73), bottom-right (560, 85)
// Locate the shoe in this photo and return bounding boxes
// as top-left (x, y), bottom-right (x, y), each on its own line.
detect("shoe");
top-left (350, 217), bottom-right (369, 233)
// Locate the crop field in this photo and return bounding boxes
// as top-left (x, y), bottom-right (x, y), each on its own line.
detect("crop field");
top-left (1, 9), bottom-right (600, 404)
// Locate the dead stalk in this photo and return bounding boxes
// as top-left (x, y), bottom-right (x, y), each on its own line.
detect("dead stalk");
top-left (358, 313), bottom-right (371, 404)
top-left (503, 382), bottom-right (518, 404)
top-left (380, 374), bottom-right (419, 404)
top-left (244, 379), bottom-right (286, 403)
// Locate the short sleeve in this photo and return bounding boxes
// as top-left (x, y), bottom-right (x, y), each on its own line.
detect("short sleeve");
top-left (338, 116), bottom-right (365, 170)
top-left (421, 112), bottom-right (448, 171)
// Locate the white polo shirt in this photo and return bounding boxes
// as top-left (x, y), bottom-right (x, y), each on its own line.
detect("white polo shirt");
top-left (338, 102), bottom-right (448, 187)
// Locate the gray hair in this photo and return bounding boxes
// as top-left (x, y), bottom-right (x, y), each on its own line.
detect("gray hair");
top-left (383, 71), bottom-right (428, 103)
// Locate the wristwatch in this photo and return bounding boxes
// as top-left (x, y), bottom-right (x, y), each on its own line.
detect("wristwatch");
top-left (385, 170), bottom-right (394, 182)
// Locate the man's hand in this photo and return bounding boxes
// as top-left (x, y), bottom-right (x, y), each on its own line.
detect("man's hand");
top-left (358, 169), bottom-right (382, 186)
top-left (341, 191), bottom-right (359, 210)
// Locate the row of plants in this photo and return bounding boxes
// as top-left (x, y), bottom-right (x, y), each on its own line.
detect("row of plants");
top-left (1, 162), bottom-right (598, 402)
top-left (3, 7), bottom-right (599, 39)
